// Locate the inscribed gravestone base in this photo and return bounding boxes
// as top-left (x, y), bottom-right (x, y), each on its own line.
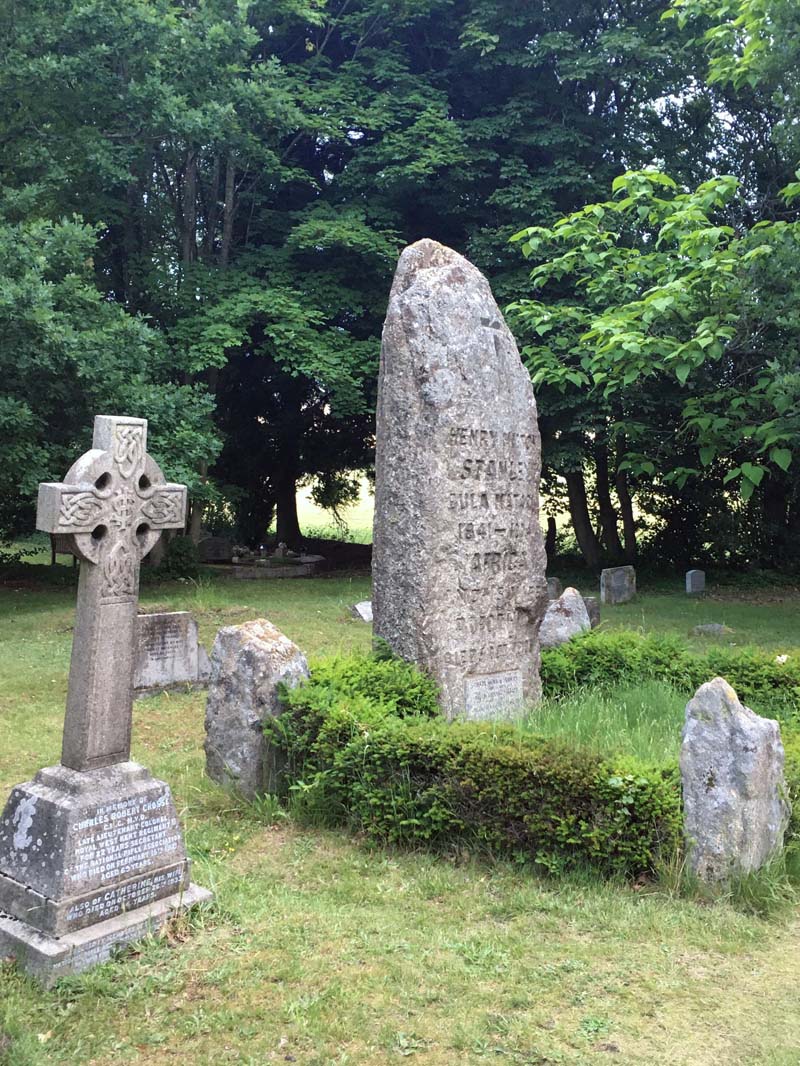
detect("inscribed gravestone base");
top-left (0, 416), bottom-right (210, 984)
top-left (373, 240), bottom-right (548, 719)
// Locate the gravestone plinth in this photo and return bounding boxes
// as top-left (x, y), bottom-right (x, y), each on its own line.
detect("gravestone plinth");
top-left (686, 569), bottom-right (705, 595)
top-left (373, 240), bottom-right (548, 718)
top-left (600, 565), bottom-right (636, 605)
top-left (0, 416), bottom-right (210, 984)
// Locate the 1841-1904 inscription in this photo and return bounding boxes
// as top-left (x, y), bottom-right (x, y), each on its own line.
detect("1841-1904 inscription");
top-left (373, 240), bottom-right (548, 718)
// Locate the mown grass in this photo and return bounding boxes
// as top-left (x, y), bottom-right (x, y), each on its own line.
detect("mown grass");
top-left (2, 573), bottom-right (800, 1064)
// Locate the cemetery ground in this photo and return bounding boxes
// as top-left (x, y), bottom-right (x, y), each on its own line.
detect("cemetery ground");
top-left (1, 573), bottom-right (800, 1065)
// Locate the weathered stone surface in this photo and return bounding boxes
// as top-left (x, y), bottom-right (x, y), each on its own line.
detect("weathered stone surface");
top-left (539, 588), bottom-right (591, 649)
top-left (693, 623), bottom-right (733, 637)
top-left (0, 882), bottom-right (210, 987)
top-left (0, 763), bottom-right (189, 936)
top-left (600, 565), bottom-right (636, 605)
top-left (686, 569), bottom-right (706, 594)
top-left (583, 596), bottom-right (600, 629)
top-left (198, 536), bottom-right (233, 563)
top-left (134, 611), bottom-right (209, 694)
top-left (681, 678), bottom-right (790, 881)
top-left (546, 577), bottom-right (563, 600)
top-left (351, 601), bottom-right (373, 623)
top-left (373, 239), bottom-right (548, 719)
top-left (0, 415), bottom-right (210, 985)
top-left (204, 620), bottom-right (309, 798)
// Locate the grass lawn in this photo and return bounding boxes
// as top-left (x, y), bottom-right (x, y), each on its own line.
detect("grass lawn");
top-left (2, 571), bottom-right (800, 1065)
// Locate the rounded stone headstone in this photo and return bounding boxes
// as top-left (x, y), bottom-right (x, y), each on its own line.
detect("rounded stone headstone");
top-left (539, 588), bottom-right (591, 649)
top-left (372, 239), bottom-right (548, 719)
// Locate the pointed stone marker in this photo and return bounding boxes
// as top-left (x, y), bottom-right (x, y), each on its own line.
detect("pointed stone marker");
top-left (373, 240), bottom-right (548, 718)
top-left (0, 416), bottom-right (211, 984)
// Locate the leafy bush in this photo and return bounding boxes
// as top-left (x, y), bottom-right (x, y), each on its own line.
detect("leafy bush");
top-left (268, 654), bottom-right (682, 877)
top-left (541, 630), bottom-right (800, 724)
top-left (157, 535), bottom-right (200, 580)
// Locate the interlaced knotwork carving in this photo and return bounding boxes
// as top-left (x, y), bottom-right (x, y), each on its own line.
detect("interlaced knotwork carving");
top-left (59, 492), bottom-right (105, 529)
top-left (113, 426), bottom-right (144, 480)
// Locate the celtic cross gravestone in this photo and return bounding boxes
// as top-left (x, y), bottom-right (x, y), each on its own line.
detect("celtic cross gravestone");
top-left (0, 416), bottom-right (211, 984)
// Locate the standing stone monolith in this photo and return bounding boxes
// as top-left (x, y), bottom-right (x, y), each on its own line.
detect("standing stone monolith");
top-left (373, 240), bottom-right (548, 719)
top-left (204, 619), bottom-right (309, 798)
top-left (681, 678), bottom-right (790, 882)
top-left (0, 416), bottom-right (211, 984)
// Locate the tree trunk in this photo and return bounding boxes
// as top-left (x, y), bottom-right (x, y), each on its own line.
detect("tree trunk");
top-left (220, 155), bottom-right (235, 268)
top-left (182, 149), bottom-right (198, 268)
top-left (595, 443), bottom-right (624, 561)
top-left (615, 468), bottom-right (637, 562)
top-left (275, 469), bottom-right (302, 547)
top-left (544, 516), bottom-right (557, 563)
top-left (565, 469), bottom-right (601, 569)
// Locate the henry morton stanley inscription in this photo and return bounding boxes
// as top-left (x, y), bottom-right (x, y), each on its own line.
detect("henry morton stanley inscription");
top-left (373, 240), bottom-right (548, 718)
top-left (0, 416), bottom-right (210, 983)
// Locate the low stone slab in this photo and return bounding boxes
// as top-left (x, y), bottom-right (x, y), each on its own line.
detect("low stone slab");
top-left (693, 623), bottom-right (732, 638)
top-left (204, 620), bottom-right (309, 798)
top-left (539, 588), bottom-right (591, 649)
top-left (134, 612), bottom-right (210, 696)
top-left (681, 678), bottom-right (790, 882)
top-left (686, 569), bottom-right (706, 594)
top-left (351, 601), bottom-right (373, 623)
top-left (600, 565), bottom-right (636, 605)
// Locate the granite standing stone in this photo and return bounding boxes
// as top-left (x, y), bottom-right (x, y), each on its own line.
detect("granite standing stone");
top-left (373, 240), bottom-right (548, 719)
top-left (134, 611), bottom-right (211, 695)
top-left (539, 588), bottom-right (591, 649)
top-left (681, 678), bottom-right (790, 882)
top-left (686, 569), bottom-right (706, 595)
top-left (0, 416), bottom-right (211, 984)
top-left (204, 619), bottom-right (309, 798)
top-left (600, 565), bottom-right (636, 605)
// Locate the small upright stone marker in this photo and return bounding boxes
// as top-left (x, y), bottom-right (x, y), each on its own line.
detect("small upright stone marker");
top-left (373, 239), bottom-right (548, 719)
top-left (0, 416), bottom-right (211, 984)
top-left (539, 588), bottom-right (590, 649)
top-left (546, 577), bottom-right (563, 601)
top-left (600, 565), bottom-right (636, 605)
top-left (681, 678), bottom-right (790, 882)
top-left (686, 569), bottom-right (705, 595)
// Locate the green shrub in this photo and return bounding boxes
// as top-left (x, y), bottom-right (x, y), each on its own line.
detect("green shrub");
top-left (541, 630), bottom-right (800, 724)
top-left (157, 535), bottom-right (200, 580)
top-left (268, 653), bottom-right (682, 877)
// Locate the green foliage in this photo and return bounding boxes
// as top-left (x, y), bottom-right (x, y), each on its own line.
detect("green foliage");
top-left (0, 210), bottom-right (219, 538)
top-left (268, 653), bottom-right (682, 877)
top-left (540, 629), bottom-right (800, 724)
top-left (156, 536), bottom-right (200, 581)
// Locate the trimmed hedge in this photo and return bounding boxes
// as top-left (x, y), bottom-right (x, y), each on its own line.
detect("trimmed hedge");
top-left (541, 630), bottom-right (800, 723)
top-left (269, 655), bottom-right (682, 877)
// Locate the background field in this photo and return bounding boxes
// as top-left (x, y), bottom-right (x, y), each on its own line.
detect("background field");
top-left (2, 573), bottom-right (800, 1065)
